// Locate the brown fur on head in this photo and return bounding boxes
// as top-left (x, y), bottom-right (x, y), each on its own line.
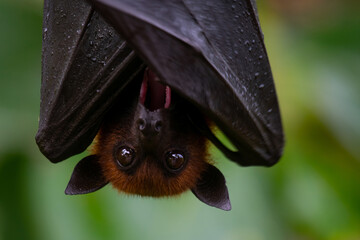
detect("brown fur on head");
top-left (93, 100), bottom-right (209, 197)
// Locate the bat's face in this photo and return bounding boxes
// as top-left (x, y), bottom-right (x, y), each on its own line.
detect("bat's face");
top-left (95, 105), bottom-right (209, 197)
top-left (94, 69), bottom-right (208, 196)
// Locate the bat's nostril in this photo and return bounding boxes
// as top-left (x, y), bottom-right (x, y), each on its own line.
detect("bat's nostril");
top-left (154, 120), bottom-right (162, 132)
top-left (138, 118), bottom-right (146, 131)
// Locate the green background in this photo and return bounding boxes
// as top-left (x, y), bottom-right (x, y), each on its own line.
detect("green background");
top-left (1, 0), bottom-right (359, 239)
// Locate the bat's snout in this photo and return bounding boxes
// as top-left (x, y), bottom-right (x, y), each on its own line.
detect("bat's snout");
top-left (138, 117), bottom-right (162, 137)
top-left (137, 104), bottom-right (163, 139)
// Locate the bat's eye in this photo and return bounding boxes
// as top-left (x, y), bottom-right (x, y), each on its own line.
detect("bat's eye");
top-left (165, 151), bottom-right (186, 171)
top-left (115, 146), bottom-right (135, 168)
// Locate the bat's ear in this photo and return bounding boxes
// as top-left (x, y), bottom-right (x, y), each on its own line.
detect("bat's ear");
top-left (191, 164), bottom-right (231, 211)
top-left (65, 155), bottom-right (108, 195)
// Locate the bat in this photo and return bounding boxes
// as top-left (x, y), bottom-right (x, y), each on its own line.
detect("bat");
top-left (36, 0), bottom-right (284, 211)
top-left (66, 68), bottom-right (230, 209)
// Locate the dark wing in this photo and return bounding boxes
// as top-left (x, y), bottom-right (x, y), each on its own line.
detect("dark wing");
top-left (36, 0), bottom-right (144, 162)
top-left (89, 0), bottom-right (284, 166)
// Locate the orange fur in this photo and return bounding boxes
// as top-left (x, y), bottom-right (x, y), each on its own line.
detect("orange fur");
top-left (93, 115), bottom-right (210, 197)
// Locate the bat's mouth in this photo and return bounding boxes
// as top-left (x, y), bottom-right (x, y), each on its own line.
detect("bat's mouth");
top-left (140, 68), bottom-right (171, 111)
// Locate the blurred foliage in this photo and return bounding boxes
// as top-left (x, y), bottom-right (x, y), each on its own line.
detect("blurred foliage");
top-left (0, 0), bottom-right (359, 239)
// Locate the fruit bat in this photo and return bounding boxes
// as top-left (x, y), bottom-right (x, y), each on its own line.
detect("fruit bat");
top-left (36, 0), bottom-right (284, 211)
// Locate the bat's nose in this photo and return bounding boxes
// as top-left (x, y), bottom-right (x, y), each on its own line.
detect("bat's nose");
top-left (138, 118), bottom-right (162, 137)
top-left (137, 103), bottom-right (163, 139)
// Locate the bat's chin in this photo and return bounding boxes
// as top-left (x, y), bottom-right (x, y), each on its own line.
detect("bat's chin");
top-left (139, 68), bottom-right (171, 111)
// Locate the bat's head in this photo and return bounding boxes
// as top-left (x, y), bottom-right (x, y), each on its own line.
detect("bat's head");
top-left (65, 68), bottom-right (231, 210)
